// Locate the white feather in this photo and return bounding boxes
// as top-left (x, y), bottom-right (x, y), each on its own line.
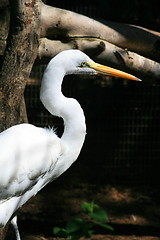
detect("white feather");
top-left (0, 50), bottom-right (94, 229)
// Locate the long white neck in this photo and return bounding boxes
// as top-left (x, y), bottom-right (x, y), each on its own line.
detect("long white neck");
top-left (40, 63), bottom-right (86, 171)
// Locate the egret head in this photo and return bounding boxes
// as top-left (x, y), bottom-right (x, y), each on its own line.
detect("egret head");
top-left (48, 49), bottom-right (95, 75)
top-left (49, 49), bottom-right (141, 81)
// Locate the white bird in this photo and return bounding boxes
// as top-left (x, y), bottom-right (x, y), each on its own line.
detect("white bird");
top-left (0, 50), bottom-right (140, 239)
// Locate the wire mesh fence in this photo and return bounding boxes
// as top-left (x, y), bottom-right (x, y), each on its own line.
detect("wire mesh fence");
top-left (24, 0), bottom-right (160, 186)
top-left (25, 64), bottom-right (160, 186)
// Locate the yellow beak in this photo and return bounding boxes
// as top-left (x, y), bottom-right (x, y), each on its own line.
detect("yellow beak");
top-left (86, 62), bottom-right (141, 81)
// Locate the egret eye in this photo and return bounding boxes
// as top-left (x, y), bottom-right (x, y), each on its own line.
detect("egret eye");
top-left (81, 62), bottom-right (87, 67)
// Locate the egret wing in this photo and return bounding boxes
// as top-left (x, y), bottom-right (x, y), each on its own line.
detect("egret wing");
top-left (0, 123), bottom-right (62, 201)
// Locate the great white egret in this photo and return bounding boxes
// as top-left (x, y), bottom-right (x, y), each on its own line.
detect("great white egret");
top-left (0, 50), bottom-right (140, 239)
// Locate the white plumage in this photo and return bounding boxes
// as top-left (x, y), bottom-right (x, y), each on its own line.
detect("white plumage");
top-left (0, 50), bottom-right (140, 239)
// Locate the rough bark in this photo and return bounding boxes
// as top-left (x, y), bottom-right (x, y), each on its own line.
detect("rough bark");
top-left (0, 4), bottom-right (9, 56)
top-left (0, 0), bottom-right (40, 131)
top-left (0, 224), bottom-right (9, 240)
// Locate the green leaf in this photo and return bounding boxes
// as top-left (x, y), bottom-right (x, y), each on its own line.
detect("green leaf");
top-left (81, 201), bottom-right (99, 213)
top-left (89, 209), bottom-right (108, 223)
top-left (66, 218), bottom-right (90, 240)
top-left (84, 229), bottom-right (95, 238)
top-left (53, 226), bottom-right (67, 238)
top-left (53, 201), bottom-right (113, 240)
top-left (96, 221), bottom-right (114, 231)
top-left (66, 218), bottom-right (85, 234)
top-left (81, 201), bottom-right (93, 213)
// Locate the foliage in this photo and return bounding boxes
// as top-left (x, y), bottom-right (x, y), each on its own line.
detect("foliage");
top-left (53, 201), bottom-right (113, 240)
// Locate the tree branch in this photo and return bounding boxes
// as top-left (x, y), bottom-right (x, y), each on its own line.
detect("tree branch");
top-left (39, 37), bottom-right (160, 80)
top-left (40, 3), bottom-right (160, 62)
top-left (1, 1), bottom-right (160, 81)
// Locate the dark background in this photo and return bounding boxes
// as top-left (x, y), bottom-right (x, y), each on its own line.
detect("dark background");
top-left (47, 0), bottom-right (160, 31)
top-left (25, 0), bottom-right (160, 187)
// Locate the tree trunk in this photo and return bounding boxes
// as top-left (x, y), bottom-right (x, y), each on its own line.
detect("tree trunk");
top-left (0, 0), bottom-right (40, 131)
top-left (0, 225), bottom-right (9, 240)
top-left (0, 0), bottom-right (40, 238)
